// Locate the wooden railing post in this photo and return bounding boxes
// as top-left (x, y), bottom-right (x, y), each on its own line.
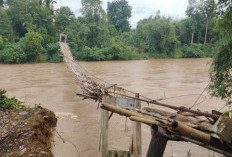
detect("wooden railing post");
top-left (100, 109), bottom-right (109, 157)
top-left (130, 93), bottom-right (142, 157)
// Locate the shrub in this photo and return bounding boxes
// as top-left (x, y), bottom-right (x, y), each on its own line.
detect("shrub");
top-left (24, 32), bottom-right (43, 62)
top-left (181, 44), bottom-right (205, 58)
top-left (76, 46), bottom-right (105, 61)
top-left (0, 36), bottom-right (4, 50)
top-left (46, 43), bottom-right (59, 56)
top-left (0, 89), bottom-right (22, 110)
top-left (0, 41), bottom-right (27, 64)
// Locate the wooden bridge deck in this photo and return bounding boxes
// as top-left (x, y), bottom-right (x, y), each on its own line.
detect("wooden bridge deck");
top-left (59, 42), bottom-right (232, 157)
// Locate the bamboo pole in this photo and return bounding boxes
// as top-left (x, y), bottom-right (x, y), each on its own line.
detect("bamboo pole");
top-left (143, 107), bottom-right (212, 131)
top-left (107, 91), bottom-right (219, 120)
top-left (102, 103), bottom-right (232, 156)
top-left (130, 116), bottom-right (158, 126)
top-left (102, 102), bottom-right (211, 144)
top-left (101, 103), bottom-right (145, 118)
top-left (171, 121), bottom-right (211, 143)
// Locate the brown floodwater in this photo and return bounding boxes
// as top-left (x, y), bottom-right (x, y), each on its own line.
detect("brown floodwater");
top-left (0, 58), bottom-right (227, 157)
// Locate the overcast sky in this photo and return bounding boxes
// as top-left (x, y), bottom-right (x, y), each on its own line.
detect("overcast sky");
top-left (54, 0), bottom-right (188, 28)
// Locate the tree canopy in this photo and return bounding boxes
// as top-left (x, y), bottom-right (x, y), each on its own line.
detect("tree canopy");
top-left (0, 0), bottom-right (230, 66)
top-left (209, 0), bottom-right (232, 104)
top-left (107, 0), bottom-right (132, 32)
top-left (1, 0), bottom-right (232, 106)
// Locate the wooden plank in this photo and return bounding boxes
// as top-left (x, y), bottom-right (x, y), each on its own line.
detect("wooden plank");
top-left (100, 96), bottom-right (110, 157)
top-left (101, 109), bottom-right (109, 157)
top-left (102, 95), bottom-right (135, 109)
top-left (211, 115), bottom-right (232, 143)
top-left (129, 94), bottom-right (142, 157)
top-left (108, 150), bottom-right (130, 157)
top-left (101, 95), bottom-right (141, 157)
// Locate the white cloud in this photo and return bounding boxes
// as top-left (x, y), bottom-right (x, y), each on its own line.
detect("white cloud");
top-left (54, 0), bottom-right (188, 28)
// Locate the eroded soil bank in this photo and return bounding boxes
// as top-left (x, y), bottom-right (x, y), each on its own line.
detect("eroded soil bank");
top-left (0, 106), bottom-right (57, 157)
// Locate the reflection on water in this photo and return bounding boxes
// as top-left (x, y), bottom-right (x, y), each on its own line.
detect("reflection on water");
top-left (0, 58), bottom-right (225, 157)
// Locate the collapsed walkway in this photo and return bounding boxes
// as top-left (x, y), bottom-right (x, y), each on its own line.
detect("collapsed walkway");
top-left (59, 42), bottom-right (232, 157)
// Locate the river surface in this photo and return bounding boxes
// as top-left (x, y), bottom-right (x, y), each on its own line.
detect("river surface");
top-left (0, 58), bottom-right (227, 157)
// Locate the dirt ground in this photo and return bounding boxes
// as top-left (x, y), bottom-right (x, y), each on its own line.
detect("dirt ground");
top-left (0, 106), bottom-right (57, 157)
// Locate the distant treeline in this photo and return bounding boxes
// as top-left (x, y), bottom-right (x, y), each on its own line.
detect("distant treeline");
top-left (0, 0), bottom-right (226, 63)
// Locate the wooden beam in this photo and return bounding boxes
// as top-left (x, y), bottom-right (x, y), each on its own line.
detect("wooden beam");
top-left (129, 94), bottom-right (142, 157)
top-left (146, 125), bottom-right (168, 157)
top-left (108, 150), bottom-right (130, 157)
top-left (143, 107), bottom-right (212, 131)
top-left (100, 109), bottom-right (109, 157)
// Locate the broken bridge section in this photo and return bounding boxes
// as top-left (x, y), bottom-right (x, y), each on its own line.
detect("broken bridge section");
top-left (59, 42), bottom-right (232, 157)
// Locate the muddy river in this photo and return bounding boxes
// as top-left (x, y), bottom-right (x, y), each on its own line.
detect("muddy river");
top-left (0, 58), bottom-right (227, 157)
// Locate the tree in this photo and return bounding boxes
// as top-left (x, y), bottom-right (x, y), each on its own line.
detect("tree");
top-left (45, 0), bottom-right (57, 13)
top-left (135, 13), bottom-right (180, 57)
top-left (186, 0), bottom-right (216, 44)
top-left (199, 0), bottom-right (216, 44)
top-left (0, 0), bottom-right (3, 7)
top-left (24, 32), bottom-right (43, 61)
top-left (55, 6), bottom-right (75, 32)
top-left (80, 0), bottom-right (110, 48)
top-left (186, 0), bottom-right (206, 44)
top-left (209, 0), bottom-right (232, 104)
top-left (6, 0), bottom-right (35, 38)
top-left (81, 0), bottom-right (105, 18)
top-left (107, 0), bottom-right (132, 32)
top-left (0, 6), bottom-right (13, 40)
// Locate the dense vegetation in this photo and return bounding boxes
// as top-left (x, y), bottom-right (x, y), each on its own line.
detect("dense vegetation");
top-left (0, 0), bottom-right (231, 104)
top-left (0, 0), bottom-right (225, 63)
top-left (0, 89), bottom-right (22, 110)
top-left (209, 0), bottom-right (232, 105)
top-left (0, 0), bottom-right (62, 63)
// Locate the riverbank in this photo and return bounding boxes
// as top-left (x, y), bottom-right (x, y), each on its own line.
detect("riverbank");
top-left (0, 90), bottom-right (57, 157)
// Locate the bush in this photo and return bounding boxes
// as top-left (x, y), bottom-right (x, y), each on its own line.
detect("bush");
top-left (103, 42), bottom-right (138, 60)
top-left (0, 89), bottom-right (22, 110)
top-left (202, 43), bottom-right (215, 57)
top-left (181, 44), bottom-right (205, 58)
top-left (0, 37), bottom-right (4, 50)
top-left (46, 43), bottom-right (59, 56)
top-left (75, 46), bottom-right (105, 61)
top-left (73, 42), bottom-right (147, 61)
top-left (39, 43), bottom-right (62, 63)
top-left (118, 45), bottom-right (137, 60)
top-left (0, 41), bottom-right (27, 64)
top-left (24, 32), bottom-right (43, 62)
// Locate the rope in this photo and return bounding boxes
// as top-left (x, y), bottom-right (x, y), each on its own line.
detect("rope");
top-left (59, 42), bottom-right (221, 118)
top-left (189, 82), bottom-right (210, 109)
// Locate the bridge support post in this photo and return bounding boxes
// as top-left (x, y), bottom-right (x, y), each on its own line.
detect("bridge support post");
top-left (59, 34), bottom-right (67, 43)
top-left (129, 93), bottom-right (142, 157)
top-left (99, 95), bottom-right (142, 157)
top-left (146, 125), bottom-right (168, 157)
top-left (100, 109), bottom-right (109, 157)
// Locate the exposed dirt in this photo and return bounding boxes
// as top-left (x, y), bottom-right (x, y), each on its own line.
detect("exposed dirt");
top-left (0, 106), bottom-right (57, 157)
